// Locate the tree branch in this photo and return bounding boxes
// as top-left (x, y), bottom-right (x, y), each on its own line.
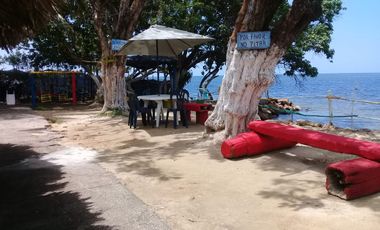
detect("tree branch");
top-left (125, 0), bottom-right (145, 37)
top-left (115, 0), bottom-right (145, 39)
top-left (90, 0), bottom-right (110, 56)
top-left (230, 0), bottom-right (250, 44)
top-left (199, 64), bottom-right (221, 89)
top-left (115, 0), bottom-right (131, 37)
top-left (248, 0), bottom-right (283, 31)
top-left (188, 51), bottom-right (214, 69)
top-left (127, 69), bottom-right (155, 82)
top-left (272, 0), bottom-right (322, 49)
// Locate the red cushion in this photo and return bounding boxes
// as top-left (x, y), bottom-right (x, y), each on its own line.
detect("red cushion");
top-left (249, 121), bottom-right (380, 162)
top-left (221, 132), bottom-right (296, 159)
top-left (326, 158), bottom-right (380, 200)
top-left (342, 179), bottom-right (380, 200)
top-left (183, 103), bottom-right (211, 112)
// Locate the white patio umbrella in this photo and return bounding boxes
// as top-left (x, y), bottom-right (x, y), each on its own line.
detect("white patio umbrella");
top-left (117, 25), bottom-right (213, 93)
top-left (118, 24), bottom-right (214, 57)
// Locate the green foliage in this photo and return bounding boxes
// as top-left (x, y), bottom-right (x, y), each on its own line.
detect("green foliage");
top-left (177, 71), bottom-right (192, 90)
top-left (0, 0), bottom-right (61, 49)
top-left (17, 0), bottom-right (100, 70)
top-left (3, 51), bottom-right (29, 70)
top-left (0, 56), bottom-right (4, 67)
top-left (6, 0), bottom-right (100, 70)
top-left (143, 0), bottom-right (342, 82)
top-left (101, 108), bottom-right (124, 117)
top-left (111, 108), bottom-right (123, 117)
top-left (3, 0), bottom-right (342, 81)
top-left (141, 0), bottom-right (241, 87)
top-left (279, 0), bottom-right (343, 77)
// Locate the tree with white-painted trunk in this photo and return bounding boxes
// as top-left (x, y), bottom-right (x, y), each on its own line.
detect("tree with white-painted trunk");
top-left (206, 0), bottom-right (342, 138)
top-left (90, 0), bottom-right (145, 112)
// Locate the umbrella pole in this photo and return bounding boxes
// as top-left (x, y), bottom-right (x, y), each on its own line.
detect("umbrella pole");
top-left (156, 40), bottom-right (160, 95)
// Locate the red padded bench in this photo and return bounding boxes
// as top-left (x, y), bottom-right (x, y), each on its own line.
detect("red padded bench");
top-left (248, 121), bottom-right (380, 162)
top-left (222, 121), bottom-right (380, 200)
top-left (248, 121), bottom-right (380, 200)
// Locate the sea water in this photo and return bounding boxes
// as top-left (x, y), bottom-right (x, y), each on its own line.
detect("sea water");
top-left (186, 73), bottom-right (380, 130)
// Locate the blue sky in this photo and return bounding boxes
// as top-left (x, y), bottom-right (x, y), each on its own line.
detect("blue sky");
top-left (307, 0), bottom-right (380, 73)
top-left (193, 0), bottom-right (380, 75)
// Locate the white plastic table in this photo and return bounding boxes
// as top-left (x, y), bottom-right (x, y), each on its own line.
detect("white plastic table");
top-left (137, 94), bottom-right (177, 127)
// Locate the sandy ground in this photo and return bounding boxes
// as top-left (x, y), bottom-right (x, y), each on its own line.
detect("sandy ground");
top-left (0, 106), bottom-right (168, 229)
top-left (39, 106), bottom-right (380, 230)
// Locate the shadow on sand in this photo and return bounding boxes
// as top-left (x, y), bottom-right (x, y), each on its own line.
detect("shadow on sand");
top-left (251, 145), bottom-right (380, 212)
top-left (0, 144), bottom-right (113, 230)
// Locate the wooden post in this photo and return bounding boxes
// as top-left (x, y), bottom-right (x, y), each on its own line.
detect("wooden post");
top-left (71, 72), bottom-right (77, 105)
top-left (351, 88), bottom-right (356, 128)
top-left (327, 90), bottom-right (333, 125)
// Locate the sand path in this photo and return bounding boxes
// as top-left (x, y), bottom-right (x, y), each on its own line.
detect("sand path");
top-left (48, 108), bottom-right (380, 230)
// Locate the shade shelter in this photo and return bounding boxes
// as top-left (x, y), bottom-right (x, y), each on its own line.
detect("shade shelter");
top-left (117, 25), bottom-right (213, 93)
top-left (126, 55), bottom-right (177, 95)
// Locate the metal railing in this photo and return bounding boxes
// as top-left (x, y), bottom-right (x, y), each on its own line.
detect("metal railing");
top-left (269, 90), bottom-right (380, 128)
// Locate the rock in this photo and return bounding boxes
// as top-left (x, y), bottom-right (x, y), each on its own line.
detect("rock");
top-left (296, 120), bottom-right (323, 128)
top-left (262, 108), bottom-right (273, 114)
top-left (278, 98), bottom-right (289, 105)
top-left (259, 98), bottom-right (270, 105)
top-left (293, 105), bottom-right (301, 111)
top-left (259, 97), bottom-right (299, 119)
top-left (322, 123), bottom-right (336, 130)
top-left (258, 110), bottom-right (278, 120)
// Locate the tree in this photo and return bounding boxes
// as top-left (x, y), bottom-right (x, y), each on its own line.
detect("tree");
top-left (21, 1), bottom-right (103, 90)
top-left (27, 2), bottom-right (100, 71)
top-left (0, 0), bottom-right (61, 49)
top-left (3, 51), bottom-right (30, 70)
top-left (87, 0), bottom-right (145, 112)
top-left (205, 0), bottom-right (343, 138)
top-left (8, 0), bottom-right (145, 109)
top-left (7, 0), bottom-right (240, 102)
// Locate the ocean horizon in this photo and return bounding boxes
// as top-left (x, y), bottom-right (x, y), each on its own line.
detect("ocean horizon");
top-left (187, 73), bottom-right (380, 130)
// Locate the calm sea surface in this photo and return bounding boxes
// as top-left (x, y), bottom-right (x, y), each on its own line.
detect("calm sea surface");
top-left (187, 73), bottom-right (380, 130)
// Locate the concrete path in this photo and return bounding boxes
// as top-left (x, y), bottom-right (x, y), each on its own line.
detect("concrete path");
top-left (0, 106), bottom-right (169, 230)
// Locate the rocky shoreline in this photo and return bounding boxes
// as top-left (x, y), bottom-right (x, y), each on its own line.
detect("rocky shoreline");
top-left (258, 98), bottom-right (300, 120)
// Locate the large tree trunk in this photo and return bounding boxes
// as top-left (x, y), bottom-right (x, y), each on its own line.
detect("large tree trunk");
top-left (101, 55), bottom-right (128, 111)
top-left (205, 44), bottom-right (283, 138)
top-left (90, 0), bottom-right (145, 112)
top-left (205, 0), bottom-right (323, 139)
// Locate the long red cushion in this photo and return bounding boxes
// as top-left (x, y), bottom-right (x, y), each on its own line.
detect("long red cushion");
top-left (221, 132), bottom-right (296, 159)
top-left (326, 158), bottom-right (380, 200)
top-left (249, 121), bottom-right (380, 162)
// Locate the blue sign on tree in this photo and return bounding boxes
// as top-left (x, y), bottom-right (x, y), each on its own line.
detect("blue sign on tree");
top-left (237, 31), bottom-right (271, 50)
top-left (111, 39), bottom-right (128, 51)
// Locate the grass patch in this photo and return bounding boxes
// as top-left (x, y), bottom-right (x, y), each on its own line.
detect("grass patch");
top-left (100, 108), bottom-right (126, 117)
top-left (111, 108), bottom-right (123, 116)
